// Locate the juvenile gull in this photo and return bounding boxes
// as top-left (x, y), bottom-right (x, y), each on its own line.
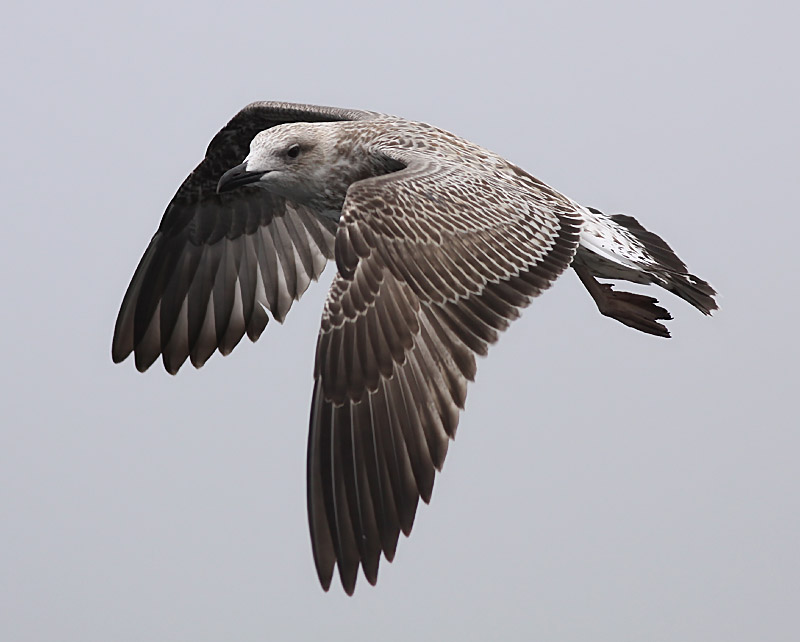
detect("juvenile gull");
top-left (112, 101), bottom-right (717, 594)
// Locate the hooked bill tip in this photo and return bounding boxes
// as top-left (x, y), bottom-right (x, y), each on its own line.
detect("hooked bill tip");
top-left (216, 161), bottom-right (266, 193)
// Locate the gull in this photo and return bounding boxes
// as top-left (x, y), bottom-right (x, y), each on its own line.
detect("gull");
top-left (112, 101), bottom-right (717, 594)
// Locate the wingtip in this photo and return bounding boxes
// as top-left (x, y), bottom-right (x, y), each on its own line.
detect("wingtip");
top-left (334, 555), bottom-right (360, 596)
top-left (341, 570), bottom-right (357, 596)
top-left (314, 554), bottom-right (335, 593)
top-left (134, 357), bottom-right (153, 373)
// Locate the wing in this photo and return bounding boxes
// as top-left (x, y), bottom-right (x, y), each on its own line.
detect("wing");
top-left (306, 148), bottom-right (583, 594)
top-left (112, 102), bottom-right (377, 374)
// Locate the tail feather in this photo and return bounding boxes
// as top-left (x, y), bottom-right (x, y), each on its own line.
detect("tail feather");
top-left (577, 207), bottom-right (718, 336)
top-left (661, 271), bottom-right (717, 316)
top-left (607, 212), bottom-right (687, 273)
top-left (602, 209), bottom-right (718, 316)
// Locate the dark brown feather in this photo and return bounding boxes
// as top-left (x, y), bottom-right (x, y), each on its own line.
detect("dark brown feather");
top-left (113, 102), bottom-right (371, 372)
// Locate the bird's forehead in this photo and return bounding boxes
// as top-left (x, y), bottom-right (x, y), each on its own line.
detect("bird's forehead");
top-left (250, 128), bottom-right (288, 151)
top-left (251, 123), bottom-right (317, 150)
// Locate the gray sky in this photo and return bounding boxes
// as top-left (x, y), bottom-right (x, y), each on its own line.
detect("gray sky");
top-left (2, 1), bottom-right (798, 640)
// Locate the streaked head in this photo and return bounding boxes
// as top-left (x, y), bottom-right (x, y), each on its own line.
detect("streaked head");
top-left (217, 123), bottom-right (336, 203)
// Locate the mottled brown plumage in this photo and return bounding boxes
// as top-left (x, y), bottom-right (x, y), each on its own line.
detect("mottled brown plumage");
top-left (112, 101), bottom-right (716, 595)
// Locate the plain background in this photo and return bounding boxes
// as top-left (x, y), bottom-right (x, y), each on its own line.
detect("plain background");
top-left (2, 1), bottom-right (798, 640)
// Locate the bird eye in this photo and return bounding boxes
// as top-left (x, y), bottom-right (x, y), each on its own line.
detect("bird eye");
top-left (286, 144), bottom-right (301, 159)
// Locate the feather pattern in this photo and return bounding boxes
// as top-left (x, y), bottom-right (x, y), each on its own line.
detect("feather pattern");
top-left (112, 102), bottom-right (375, 372)
top-left (574, 207), bottom-right (717, 336)
top-left (308, 140), bottom-right (582, 594)
top-left (113, 101), bottom-right (717, 596)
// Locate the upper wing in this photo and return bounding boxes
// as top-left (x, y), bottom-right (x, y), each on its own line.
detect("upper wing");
top-left (306, 148), bottom-right (583, 594)
top-left (112, 102), bottom-right (377, 374)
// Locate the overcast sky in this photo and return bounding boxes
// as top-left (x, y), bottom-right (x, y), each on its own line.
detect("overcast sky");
top-left (2, 1), bottom-right (798, 640)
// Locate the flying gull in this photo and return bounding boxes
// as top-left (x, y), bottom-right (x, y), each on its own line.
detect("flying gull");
top-left (112, 101), bottom-right (717, 594)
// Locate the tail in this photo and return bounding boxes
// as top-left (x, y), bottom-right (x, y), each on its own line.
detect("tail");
top-left (575, 208), bottom-right (717, 337)
top-left (608, 213), bottom-right (718, 316)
